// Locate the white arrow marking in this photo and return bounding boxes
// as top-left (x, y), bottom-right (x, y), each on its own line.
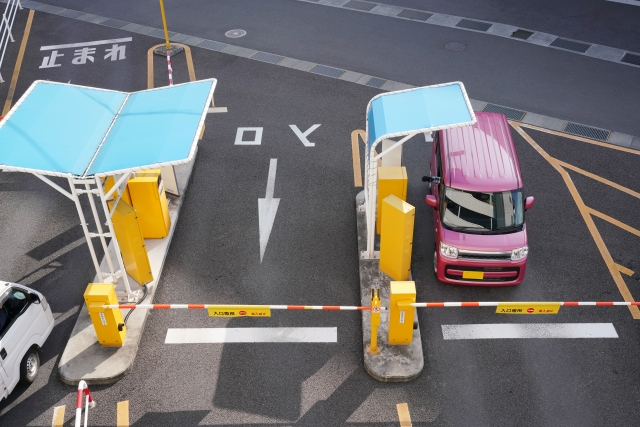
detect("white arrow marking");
top-left (290, 124), bottom-right (321, 147)
top-left (258, 159), bottom-right (279, 262)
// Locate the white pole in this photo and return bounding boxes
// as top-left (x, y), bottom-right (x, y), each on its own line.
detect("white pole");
top-left (84, 182), bottom-right (117, 280)
top-left (68, 178), bottom-right (104, 281)
top-left (95, 176), bottom-right (135, 300)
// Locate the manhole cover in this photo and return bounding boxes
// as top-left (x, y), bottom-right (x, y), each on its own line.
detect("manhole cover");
top-left (225, 29), bottom-right (246, 38)
top-left (445, 42), bottom-right (467, 52)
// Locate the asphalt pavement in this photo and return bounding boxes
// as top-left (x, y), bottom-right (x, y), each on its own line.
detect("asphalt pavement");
top-left (15, 0), bottom-right (640, 137)
top-left (0, 5), bottom-right (639, 427)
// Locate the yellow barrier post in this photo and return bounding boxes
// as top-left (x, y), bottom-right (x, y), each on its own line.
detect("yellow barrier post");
top-left (158, 0), bottom-right (172, 50)
top-left (388, 281), bottom-right (416, 345)
top-left (379, 195), bottom-right (415, 281)
top-left (376, 166), bottom-right (407, 234)
top-left (85, 283), bottom-right (126, 347)
top-left (367, 288), bottom-right (381, 355)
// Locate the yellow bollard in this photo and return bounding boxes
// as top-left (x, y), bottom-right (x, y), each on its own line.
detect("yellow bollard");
top-left (158, 0), bottom-right (172, 50)
top-left (388, 281), bottom-right (416, 345)
top-left (84, 283), bottom-right (126, 347)
top-left (367, 288), bottom-right (381, 355)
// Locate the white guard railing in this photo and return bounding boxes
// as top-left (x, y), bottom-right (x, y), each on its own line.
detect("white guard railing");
top-left (0, 0), bottom-right (22, 83)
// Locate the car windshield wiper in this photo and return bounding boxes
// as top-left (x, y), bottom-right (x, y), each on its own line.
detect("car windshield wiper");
top-left (445, 225), bottom-right (486, 233)
top-left (484, 225), bottom-right (523, 234)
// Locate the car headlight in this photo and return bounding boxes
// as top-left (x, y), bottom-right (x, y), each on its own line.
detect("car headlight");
top-left (440, 242), bottom-right (458, 259)
top-left (511, 246), bottom-right (528, 260)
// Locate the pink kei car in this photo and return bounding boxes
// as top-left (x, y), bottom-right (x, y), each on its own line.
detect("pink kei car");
top-left (424, 112), bottom-right (534, 286)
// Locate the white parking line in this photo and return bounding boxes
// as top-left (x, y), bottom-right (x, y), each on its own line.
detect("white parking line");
top-left (606, 0), bottom-right (640, 6)
top-left (442, 323), bottom-right (618, 340)
top-left (165, 327), bottom-right (337, 343)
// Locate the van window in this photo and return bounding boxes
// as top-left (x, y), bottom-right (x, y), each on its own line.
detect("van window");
top-left (441, 187), bottom-right (524, 233)
top-left (0, 288), bottom-right (30, 337)
top-left (434, 134), bottom-right (442, 178)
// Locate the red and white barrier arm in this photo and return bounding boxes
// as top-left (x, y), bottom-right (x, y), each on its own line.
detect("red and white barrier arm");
top-left (105, 304), bottom-right (374, 311)
top-left (75, 380), bottom-right (95, 427)
top-left (412, 301), bottom-right (640, 307)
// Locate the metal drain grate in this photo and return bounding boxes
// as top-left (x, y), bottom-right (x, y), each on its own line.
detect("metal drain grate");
top-left (482, 104), bottom-right (526, 121)
top-left (251, 51), bottom-right (284, 64)
top-left (101, 19), bottom-right (129, 29)
top-left (456, 19), bottom-right (492, 32)
top-left (343, 0), bottom-right (376, 12)
top-left (58, 9), bottom-right (85, 19)
top-left (621, 53), bottom-right (640, 66)
top-left (311, 65), bottom-right (345, 78)
top-left (563, 122), bottom-right (610, 141)
top-left (397, 9), bottom-right (433, 21)
top-left (197, 39), bottom-right (229, 52)
top-left (549, 38), bottom-right (591, 53)
top-left (366, 77), bottom-right (387, 88)
top-left (511, 29), bottom-right (534, 40)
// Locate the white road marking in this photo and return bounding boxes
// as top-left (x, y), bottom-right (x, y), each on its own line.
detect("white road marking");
top-left (258, 158), bottom-right (279, 262)
top-left (40, 37), bottom-right (132, 51)
top-left (165, 327), bottom-right (337, 343)
top-left (442, 323), bottom-right (618, 340)
top-left (208, 107), bottom-right (227, 113)
top-left (234, 127), bottom-right (263, 145)
top-left (290, 124), bottom-right (321, 147)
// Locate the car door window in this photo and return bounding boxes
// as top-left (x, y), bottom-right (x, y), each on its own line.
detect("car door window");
top-left (0, 288), bottom-right (30, 338)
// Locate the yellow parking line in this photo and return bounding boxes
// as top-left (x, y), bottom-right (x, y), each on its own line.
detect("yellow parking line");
top-left (51, 405), bottom-right (65, 427)
top-left (396, 403), bottom-right (412, 427)
top-left (558, 161), bottom-right (640, 200)
top-left (587, 207), bottom-right (640, 238)
top-left (351, 130), bottom-right (365, 187)
top-left (2, 9), bottom-right (34, 115)
top-left (517, 122), bottom-right (640, 156)
top-left (117, 400), bottom-right (130, 427)
top-left (616, 263), bottom-right (635, 277)
top-left (511, 122), bottom-right (640, 319)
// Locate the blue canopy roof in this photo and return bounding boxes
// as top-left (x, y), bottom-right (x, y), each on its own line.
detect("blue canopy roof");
top-left (366, 82), bottom-right (476, 146)
top-left (0, 79), bottom-right (216, 177)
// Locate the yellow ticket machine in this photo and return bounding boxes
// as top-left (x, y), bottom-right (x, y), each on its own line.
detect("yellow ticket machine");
top-left (85, 283), bottom-right (126, 347)
top-left (379, 195), bottom-right (415, 281)
top-left (111, 200), bottom-right (153, 285)
top-left (388, 281), bottom-right (416, 345)
top-left (376, 166), bottom-right (407, 234)
top-left (127, 170), bottom-right (171, 238)
top-left (103, 175), bottom-right (132, 206)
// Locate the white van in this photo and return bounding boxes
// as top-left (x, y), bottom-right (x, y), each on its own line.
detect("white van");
top-left (0, 281), bottom-right (54, 401)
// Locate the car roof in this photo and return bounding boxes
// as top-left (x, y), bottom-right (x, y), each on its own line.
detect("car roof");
top-left (440, 112), bottom-right (522, 192)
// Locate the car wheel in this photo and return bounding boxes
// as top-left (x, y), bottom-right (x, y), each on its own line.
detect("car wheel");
top-left (20, 348), bottom-right (39, 384)
top-left (433, 250), bottom-right (438, 276)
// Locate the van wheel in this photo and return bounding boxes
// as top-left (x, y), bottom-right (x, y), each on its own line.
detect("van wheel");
top-left (433, 250), bottom-right (438, 276)
top-left (20, 348), bottom-right (40, 384)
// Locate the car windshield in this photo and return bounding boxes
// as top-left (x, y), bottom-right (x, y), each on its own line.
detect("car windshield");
top-left (442, 187), bottom-right (524, 233)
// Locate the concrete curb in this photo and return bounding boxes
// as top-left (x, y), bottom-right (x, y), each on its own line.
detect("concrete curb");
top-left (356, 191), bottom-right (423, 382)
top-left (58, 155), bottom-right (197, 385)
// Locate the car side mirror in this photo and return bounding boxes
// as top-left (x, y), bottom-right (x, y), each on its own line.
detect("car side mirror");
top-left (426, 195), bottom-right (438, 208)
top-left (422, 176), bottom-right (441, 184)
top-left (29, 294), bottom-right (40, 304)
top-left (525, 196), bottom-right (535, 210)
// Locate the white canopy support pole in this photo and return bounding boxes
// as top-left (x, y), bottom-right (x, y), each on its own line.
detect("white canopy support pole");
top-left (84, 182), bottom-right (117, 280)
top-left (95, 175), bottom-right (136, 302)
top-left (32, 173), bottom-right (75, 201)
top-left (364, 132), bottom-right (419, 259)
top-left (68, 177), bottom-right (104, 282)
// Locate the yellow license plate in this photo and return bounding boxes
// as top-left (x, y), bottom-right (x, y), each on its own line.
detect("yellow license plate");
top-left (462, 271), bottom-right (484, 280)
